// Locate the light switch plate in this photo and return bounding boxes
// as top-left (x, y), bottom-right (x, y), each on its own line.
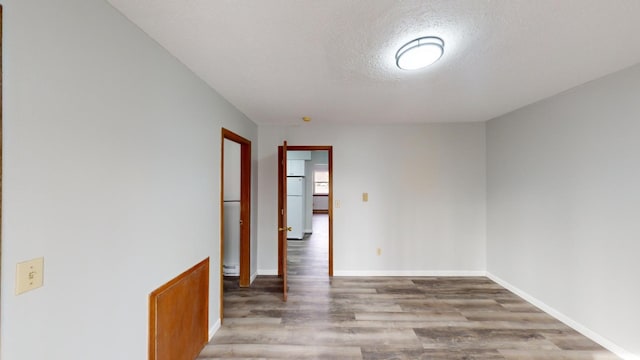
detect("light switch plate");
top-left (16, 257), bottom-right (44, 295)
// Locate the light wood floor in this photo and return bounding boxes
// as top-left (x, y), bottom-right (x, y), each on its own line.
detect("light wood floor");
top-left (199, 215), bottom-right (617, 359)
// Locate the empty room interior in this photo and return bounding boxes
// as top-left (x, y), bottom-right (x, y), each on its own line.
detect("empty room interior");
top-left (2, 1), bottom-right (640, 359)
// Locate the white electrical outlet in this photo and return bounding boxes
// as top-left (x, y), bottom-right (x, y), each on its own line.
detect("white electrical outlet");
top-left (16, 257), bottom-right (44, 295)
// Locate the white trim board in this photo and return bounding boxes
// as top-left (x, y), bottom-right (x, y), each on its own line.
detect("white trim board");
top-left (259, 270), bottom-right (485, 277)
top-left (486, 272), bottom-right (638, 360)
top-left (257, 269), bottom-right (278, 276)
top-left (208, 318), bottom-right (221, 342)
top-left (333, 270), bottom-right (486, 277)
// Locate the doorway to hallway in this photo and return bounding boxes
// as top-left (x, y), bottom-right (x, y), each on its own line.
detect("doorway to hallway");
top-left (277, 145), bottom-right (334, 296)
top-left (220, 128), bottom-right (252, 321)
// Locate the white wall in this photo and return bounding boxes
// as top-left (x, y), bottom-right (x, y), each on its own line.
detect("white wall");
top-left (304, 154), bottom-right (313, 233)
top-left (487, 63), bottom-right (640, 358)
top-left (257, 123), bottom-right (486, 275)
top-left (313, 195), bottom-right (329, 211)
top-left (223, 139), bottom-right (241, 201)
top-left (1, 0), bottom-right (257, 359)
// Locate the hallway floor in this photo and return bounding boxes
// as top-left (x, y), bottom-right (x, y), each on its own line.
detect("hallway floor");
top-left (198, 215), bottom-right (617, 359)
top-left (286, 213), bottom-right (329, 277)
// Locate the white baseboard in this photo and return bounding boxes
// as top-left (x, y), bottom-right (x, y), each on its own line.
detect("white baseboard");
top-left (257, 269), bottom-right (278, 276)
top-left (304, 228), bottom-right (312, 234)
top-left (250, 271), bottom-right (258, 284)
top-left (333, 270), bottom-right (487, 277)
top-left (486, 272), bottom-right (638, 360)
top-left (208, 318), bottom-right (221, 341)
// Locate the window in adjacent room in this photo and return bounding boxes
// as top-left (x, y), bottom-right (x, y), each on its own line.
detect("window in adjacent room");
top-left (313, 164), bottom-right (329, 195)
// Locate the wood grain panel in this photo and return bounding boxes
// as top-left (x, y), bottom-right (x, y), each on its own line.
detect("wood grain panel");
top-left (149, 258), bottom-right (209, 360)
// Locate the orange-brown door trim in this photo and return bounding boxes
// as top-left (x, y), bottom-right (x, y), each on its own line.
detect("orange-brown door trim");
top-left (278, 141), bottom-right (288, 301)
top-left (278, 145), bottom-right (334, 277)
top-left (277, 146), bottom-right (284, 276)
top-left (220, 128), bottom-right (252, 321)
top-left (0, 4), bottom-right (4, 343)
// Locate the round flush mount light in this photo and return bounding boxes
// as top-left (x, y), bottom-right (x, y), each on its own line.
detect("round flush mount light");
top-left (395, 36), bottom-right (444, 70)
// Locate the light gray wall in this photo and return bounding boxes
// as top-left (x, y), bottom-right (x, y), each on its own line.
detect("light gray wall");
top-left (487, 63), bottom-right (640, 357)
top-left (304, 155), bottom-right (313, 233)
top-left (1, 0), bottom-right (257, 359)
top-left (258, 123), bottom-right (486, 275)
top-left (223, 139), bottom-right (241, 201)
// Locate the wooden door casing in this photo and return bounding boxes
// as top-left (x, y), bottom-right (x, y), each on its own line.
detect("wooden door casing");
top-left (278, 141), bottom-right (288, 301)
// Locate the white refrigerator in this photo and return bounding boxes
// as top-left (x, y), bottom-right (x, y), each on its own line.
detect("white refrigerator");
top-left (287, 176), bottom-right (305, 239)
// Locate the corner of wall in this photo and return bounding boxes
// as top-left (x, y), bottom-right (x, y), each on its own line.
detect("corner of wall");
top-left (486, 272), bottom-right (638, 360)
top-left (208, 318), bottom-right (221, 342)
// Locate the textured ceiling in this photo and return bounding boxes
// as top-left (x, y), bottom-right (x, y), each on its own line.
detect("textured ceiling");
top-left (106, 0), bottom-right (640, 125)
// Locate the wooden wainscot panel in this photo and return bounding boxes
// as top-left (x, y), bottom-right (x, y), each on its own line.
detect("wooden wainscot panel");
top-left (149, 258), bottom-right (209, 360)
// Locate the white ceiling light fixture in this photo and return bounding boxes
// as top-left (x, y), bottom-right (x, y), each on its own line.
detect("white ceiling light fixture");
top-left (395, 36), bottom-right (445, 70)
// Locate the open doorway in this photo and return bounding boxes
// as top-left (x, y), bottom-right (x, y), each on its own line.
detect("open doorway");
top-left (220, 128), bottom-right (251, 320)
top-left (278, 146), bottom-right (333, 281)
top-left (222, 139), bottom-right (241, 280)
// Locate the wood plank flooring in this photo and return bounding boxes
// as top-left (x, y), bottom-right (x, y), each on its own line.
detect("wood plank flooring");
top-left (286, 214), bottom-right (328, 277)
top-left (199, 215), bottom-right (617, 359)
